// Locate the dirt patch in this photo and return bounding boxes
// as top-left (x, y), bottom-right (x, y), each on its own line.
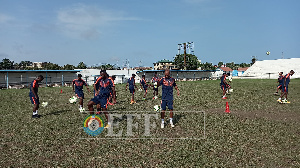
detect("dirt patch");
top-left (206, 108), bottom-right (300, 123)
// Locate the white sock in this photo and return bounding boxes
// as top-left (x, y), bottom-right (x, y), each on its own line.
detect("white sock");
top-left (278, 98), bottom-right (281, 100)
top-left (80, 105), bottom-right (82, 108)
top-left (170, 118), bottom-right (173, 123)
top-left (33, 111), bottom-right (38, 115)
top-left (161, 119), bottom-right (164, 124)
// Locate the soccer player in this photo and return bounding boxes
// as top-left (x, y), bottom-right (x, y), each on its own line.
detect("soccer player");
top-left (126, 74), bottom-right (137, 104)
top-left (108, 75), bottom-right (117, 105)
top-left (279, 70), bottom-right (295, 103)
top-left (29, 75), bottom-right (44, 118)
top-left (72, 74), bottom-right (91, 111)
top-left (94, 73), bottom-right (102, 112)
top-left (275, 72), bottom-right (284, 96)
top-left (220, 73), bottom-right (230, 99)
top-left (87, 70), bottom-right (115, 128)
top-left (140, 75), bottom-right (148, 100)
top-left (158, 69), bottom-right (180, 128)
top-left (151, 72), bottom-right (160, 99)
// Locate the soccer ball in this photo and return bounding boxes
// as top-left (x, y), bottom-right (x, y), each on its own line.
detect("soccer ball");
top-left (42, 102), bottom-right (48, 107)
top-left (69, 96), bottom-right (77, 104)
top-left (154, 96), bottom-right (158, 99)
top-left (229, 88), bottom-right (233, 93)
top-left (79, 108), bottom-right (86, 113)
top-left (266, 51), bottom-right (270, 55)
top-left (138, 88), bottom-right (142, 92)
top-left (154, 105), bottom-right (160, 112)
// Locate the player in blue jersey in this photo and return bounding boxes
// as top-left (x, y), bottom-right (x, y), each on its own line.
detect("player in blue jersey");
top-left (140, 75), bottom-right (148, 100)
top-left (93, 73), bottom-right (102, 113)
top-left (279, 70), bottom-right (295, 103)
top-left (220, 73), bottom-right (231, 99)
top-left (72, 74), bottom-right (91, 111)
top-left (275, 72), bottom-right (284, 96)
top-left (108, 75), bottom-right (116, 105)
top-left (158, 69), bottom-right (180, 128)
top-left (29, 75), bottom-right (44, 118)
top-left (151, 72), bottom-right (160, 99)
top-left (88, 70), bottom-right (115, 128)
top-left (126, 74), bottom-right (137, 104)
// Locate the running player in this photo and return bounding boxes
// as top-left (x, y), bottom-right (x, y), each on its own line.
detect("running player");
top-left (87, 70), bottom-right (115, 128)
top-left (108, 75), bottom-right (116, 105)
top-left (275, 72), bottom-right (284, 96)
top-left (72, 74), bottom-right (91, 111)
top-left (152, 72), bottom-right (160, 99)
top-left (140, 75), bottom-right (148, 100)
top-left (126, 74), bottom-right (137, 104)
top-left (158, 69), bottom-right (180, 128)
top-left (220, 73), bottom-right (230, 99)
top-left (279, 70), bottom-right (295, 103)
top-left (29, 75), bottom-right (44, 118)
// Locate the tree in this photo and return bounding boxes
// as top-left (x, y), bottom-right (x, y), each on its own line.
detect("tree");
top-left (174, 54), bottom-right (200, 70)
top-left (218, 61), bottom-right (224, 67)
top-left (77, 62), bottom-right (87, 69)
top-left (251, 56), bottom-right (257, 65)
top-left (0, 58), bottom-right (14, 69)
top-left (44, 63), bottom-right (61, 70)
top-left (199, 62), bottom-right (216, 70)
top-left (63, 64), bottom-right (75, 70)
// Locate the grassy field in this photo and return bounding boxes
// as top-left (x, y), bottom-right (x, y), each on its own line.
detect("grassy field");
top-left (1, 79), bottom-right (300, 167)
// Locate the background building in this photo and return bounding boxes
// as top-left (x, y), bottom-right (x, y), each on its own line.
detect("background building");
top-left (153, 59), bottom-right (175, 70)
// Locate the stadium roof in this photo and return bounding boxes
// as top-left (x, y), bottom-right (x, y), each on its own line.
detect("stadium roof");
top-left (0, 70), bottom-right (81, 72)
top-left (242, 58), bottom-right (300, 79)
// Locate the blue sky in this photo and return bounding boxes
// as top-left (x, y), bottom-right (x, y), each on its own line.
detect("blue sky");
top-left (0, 0), bottom-right (299, 67)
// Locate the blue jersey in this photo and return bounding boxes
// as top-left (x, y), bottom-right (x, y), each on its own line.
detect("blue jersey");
top-left (140, 79), bottom-right (147, 88)
top-left (159, 77), bottom-right (177, 100)
top-left (278, 75), bottom-right (284, 85)
top-left (29, 80), bottom-right (39, 96)
top-left (220, 75), bottom-right (227, 85)
top-left (284, 73), bottom-right (291, 86)
top-left (128, 77), bottom-right (135, 89)
top-left (97, 78), bottom-right (114, 96)
top-left (72, 79), bottom-right (87, 92)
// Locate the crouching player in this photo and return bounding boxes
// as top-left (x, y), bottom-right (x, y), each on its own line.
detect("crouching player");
top-left (279, 70), bottom-right (295, 103)
top-left (140, 75), bottom-right (148, 100)
top-left (275, 72), bottom-right (284, 96)
top-left (87, 70), bottom-right (115, 128)
top-left (158, 69), bottom-right (180, 128)
top-left (73, 74), bottom-right (91, 111)
top-left (29, 75), bottom-right (44, 118)
top-left (220, 73), bottom-right (231, 99)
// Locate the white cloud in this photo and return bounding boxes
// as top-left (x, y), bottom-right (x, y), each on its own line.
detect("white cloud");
top-left (0, 13), bottom-right (13, 24)
top-left (56, 4), bottom-right (140, 40)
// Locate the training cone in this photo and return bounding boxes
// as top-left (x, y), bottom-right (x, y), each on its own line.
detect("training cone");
top-left (225, 102), bottom-right (230, 113)
top-left (60, 89), bottom-right (62, 93)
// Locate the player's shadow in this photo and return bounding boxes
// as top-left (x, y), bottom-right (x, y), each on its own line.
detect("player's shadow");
top-left (173, 114), bottom-right (184, 124)
top-left (44, 109), bottom-right (72, 116)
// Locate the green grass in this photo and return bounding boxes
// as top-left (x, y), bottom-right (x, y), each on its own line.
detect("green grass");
top-left (1, 79), bottom-right (300, 167)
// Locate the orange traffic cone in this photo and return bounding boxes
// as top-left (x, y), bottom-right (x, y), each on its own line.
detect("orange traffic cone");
top-left (60, 89), bottom-right (62, 93)
top-left (225, 102), bottom-right (230, 113)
